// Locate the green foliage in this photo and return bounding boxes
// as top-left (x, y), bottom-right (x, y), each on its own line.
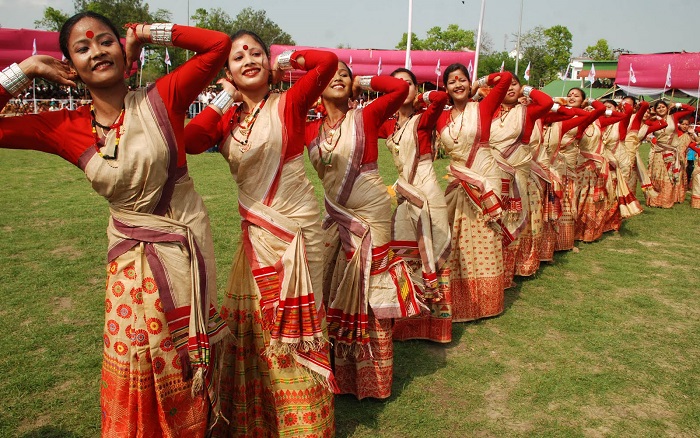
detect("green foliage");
top-left (519, 24), bottom-right (573, 86)
top-left (585, 38), bottom-right (615, 60)
top-left (34, 7), bottom-right (70, 32)
top-left (191, 7), bottom-right (295, 48)
top-left (395, 24), bottom-right (491, 53)
top-left (73, 0), bottom-right (154, 31)
top-left (477, 51), bottom-right (515, 78)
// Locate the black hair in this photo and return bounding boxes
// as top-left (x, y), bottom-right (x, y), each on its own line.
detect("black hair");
top-left (622, 95), bottom-right (637, 106)
top-left (654, 99), bottom-right (669, 111)
top-left (442, 63), bottom-right (470, 87)
top-left (603, 99), bottom-right (618, 107)
top-left (567, 87), bottom-right (587, 105)
top-left (391, 67), bottom-right (417, 86)
top-left (338, 60), bottom-right (353, 81)
top-left (59, 11), bottom-right (124, 62)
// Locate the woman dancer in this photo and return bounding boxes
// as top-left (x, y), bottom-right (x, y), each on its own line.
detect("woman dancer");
top-left (674, 116), bottom-right (697, 202)
top-left (646, 100), bottom-right (695, 208)
top-left (185, 32), bottom-right (338, 436)
top-left (0, 13), bottom-right (230, 436)
top-left (306, 62), bottom-right (420, 400)
top-left (378, 68), bottom-right (452, 343)
top-left (435, 65), bottom-right (512, 322)
top-left (489, 74), bottom-right (552, 279)
top-left (623, 100), bottom-right (667, 195)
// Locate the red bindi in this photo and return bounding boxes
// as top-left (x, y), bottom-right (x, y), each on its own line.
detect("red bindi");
top-left (86, 30), bottom-right (94, 38)
top-left (243, 44), bottom-right (248, 50)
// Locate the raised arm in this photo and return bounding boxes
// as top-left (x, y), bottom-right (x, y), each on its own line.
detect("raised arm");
top-left (416, 90), bottom-right (449, 154)
top-left (629, 101), bottom-right (650, 132)
top-left (477, 71), bottom-right (512, 141)
top-left (575, 100), bottom-right (606, 140)
top-left (521, 88), bottom-right (554, 143)
top-left (672, 103), bottom-right (695, 124)
top-left (281, 49), bottom-right (338, 158)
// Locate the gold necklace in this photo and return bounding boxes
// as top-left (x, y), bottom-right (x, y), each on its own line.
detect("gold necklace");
top-left (390, 113), bottom-right (414, 153)
top-left (448, 107), bottom-right (465, 144)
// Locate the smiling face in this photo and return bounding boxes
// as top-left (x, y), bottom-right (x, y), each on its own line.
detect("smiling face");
top-left (679, 118), bottom-right (691, 132)
top-left (503, 77), bottom-right (522, 105)
top-left (226, 34), bottom-right (270, 92)
top-left (567, 89), bottom-right (585, 108)
top-left (446, 69), bottom-right (470, 104)
top-left (655, 102), bottom-right (668, 118)
top-left (66, 17), bottom-right (125, 88)
top-left (392, 71), bottom-right (417, 106)
top-left (322, 61), bottom-right (353, 102)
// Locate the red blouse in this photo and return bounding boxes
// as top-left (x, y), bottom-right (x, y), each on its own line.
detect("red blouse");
top-left (0, 25), bottom-right (231, 168)
top-left (378, 90), bottom-right (449, 155)
top-left (185, 50), bottom-right (338, 160)
top-left (306, 75), bottom-right (409, 164)
top-left (574, 100), bottom-right (607, 140)
top-left (628, 101), bottom-right (650, 132)
top-left (491, 88), bottom-right (552, 144)
top-left (435, 71), bottom-right (513, 143)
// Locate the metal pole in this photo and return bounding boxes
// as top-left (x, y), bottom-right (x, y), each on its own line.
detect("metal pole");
top-left (473, 0), bottom-right (486, 76)
top-left (514, 0), bottom-right (523, 75)
top-left (405, 0), bottom-right (413, 69)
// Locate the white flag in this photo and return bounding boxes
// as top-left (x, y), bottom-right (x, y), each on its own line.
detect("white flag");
top-left (377, 57), bottom-right (382, 76)
top-left (435, 58), bottom-right (441, 76)
top-left (629, 64), bottom-right (636, 84)
top-left (348, 55), bottom-right (353, 69)
top-left (499, 60), bottom-right (504, 73)
top-left (139, 47), bottom-right (146, 65)
top-left (665, 64), bottom-right (672, 88)
top-left (164, 48), bottom-right (171, 66)
top-left (586, 63), bottom-right (596, 84)
top-left (32, 38), bottom-right (37, 56)
top-left (523, 61), bottom-right (531, 81)
top-left (467, 60), bottom-right (473, 78)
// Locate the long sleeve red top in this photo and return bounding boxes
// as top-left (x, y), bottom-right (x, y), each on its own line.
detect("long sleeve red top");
top-left (306, 75), bottom-right (409, 164)
top-left (516, 89), bottom-right (553, 144)
top-left (185, 50), bottom-right (338, 160)
top-left (377, 90), bottom-right (449, 155)
top-left (435, 71), bottom-right (513, 143)
top-left (628, 101), bottom-right (650, 132)
top-left (574, 101), bottom-right (607, 140)
top-left (0, 25), bottom-right (231, 168)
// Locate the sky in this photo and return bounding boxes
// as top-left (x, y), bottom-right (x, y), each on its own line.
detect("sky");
top-left (2, 0), bottom-right (698, 58)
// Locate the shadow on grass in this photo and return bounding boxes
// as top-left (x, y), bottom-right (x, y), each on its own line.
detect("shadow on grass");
top-left (19, 427), bottom-right (82, 438)
top-left (335, 324), bottom-right (451, 437)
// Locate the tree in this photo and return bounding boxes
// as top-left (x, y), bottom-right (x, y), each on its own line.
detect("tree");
top-left (190, 7), bottom-right (235, 35)
top-left (518, 25), bottom-right (573, 86)
top-left (34, 7), bottom-right (70, 31)
top-left (584, 39), bottom-right (614, 60)
top-left (477, 51), bottom-right (515, 78)
top-left (73, 0), bottom-right (154, 30)
top-left (230, 7), bottom-right (295, 47)
top-left (543, 25), bottom-right (572, 75)
top-left (395, 24), bottom-right (491, 53)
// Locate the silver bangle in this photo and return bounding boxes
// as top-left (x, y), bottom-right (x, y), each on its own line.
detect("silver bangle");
top-left (210, 90), bottom-right (234, 114)
top-left (358, 76), bottom-right (373, 91)
top-left (551, 103), bottom-right (561, 112)
top-left (422, 90), bottom-right (433, 104)
top-left (150, 23), bottom-right (174, 46)
top-left (0, 63), bottom-right (30, 97)
top-left (476, 76), bottom-right (488, 88)
top-left (522, 85), bottom-right (533, 98)
top-left (276, 50), bottom-right (296, 71)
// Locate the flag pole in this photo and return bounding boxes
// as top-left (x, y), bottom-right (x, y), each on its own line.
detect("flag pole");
top-left (473, 0), bottom-right (486, 76)
top-left (696, 71), bottom-right (699, 119)
top-left (405, 0), bottom-right (413, 69)
top-left (32, 79), bottom-right (37, 113)
top-left (514, 0), bottom-right (523, 75)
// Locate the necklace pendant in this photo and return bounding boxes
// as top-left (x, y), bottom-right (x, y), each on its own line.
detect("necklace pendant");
top-left (454, 139), bottom-right (458, 144)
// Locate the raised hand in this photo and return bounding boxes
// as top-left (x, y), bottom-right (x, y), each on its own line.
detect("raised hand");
top-left (19, 55), bottom-right (77, 87)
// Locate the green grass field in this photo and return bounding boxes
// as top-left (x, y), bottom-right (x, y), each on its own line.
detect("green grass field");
top-left (0, 143), bottom-right (698, 437)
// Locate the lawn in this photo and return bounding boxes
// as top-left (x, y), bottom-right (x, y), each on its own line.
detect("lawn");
top-left (0, 143), bottom-right (698, 437)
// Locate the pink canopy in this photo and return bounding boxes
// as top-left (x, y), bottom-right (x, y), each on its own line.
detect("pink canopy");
top-left (0, 28), bottom-right (63, 69)
top-left (271, 45), bottom-right (476, 85)
top-left (615, 52), bottom-right (700, 98)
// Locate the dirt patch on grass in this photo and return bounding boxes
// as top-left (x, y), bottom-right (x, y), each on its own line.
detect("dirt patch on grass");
top-left (637, 240), bottom-right (661, 247)
top-left (16, 414), bottom-right (52, 435)
top-left (51, 245), bottom-right (83, 260)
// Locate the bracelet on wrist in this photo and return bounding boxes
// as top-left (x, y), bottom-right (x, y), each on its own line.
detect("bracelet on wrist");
top-left (276, 50), bottom-right (296, 71)
top-left (422, 90), bottom-right (433, 104)
top-left (522, 85), bottom-right (533, 98)
top-left (476, 76), bottom-right (488, 88)
top-left (210, 90), bottom-right (234, 114)
top-left (150, 23), bottom-right (174, 46)
top-left (358, 76), bottom-right (373, 91)
top-left (0, 63), bottom-right (30, 97)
